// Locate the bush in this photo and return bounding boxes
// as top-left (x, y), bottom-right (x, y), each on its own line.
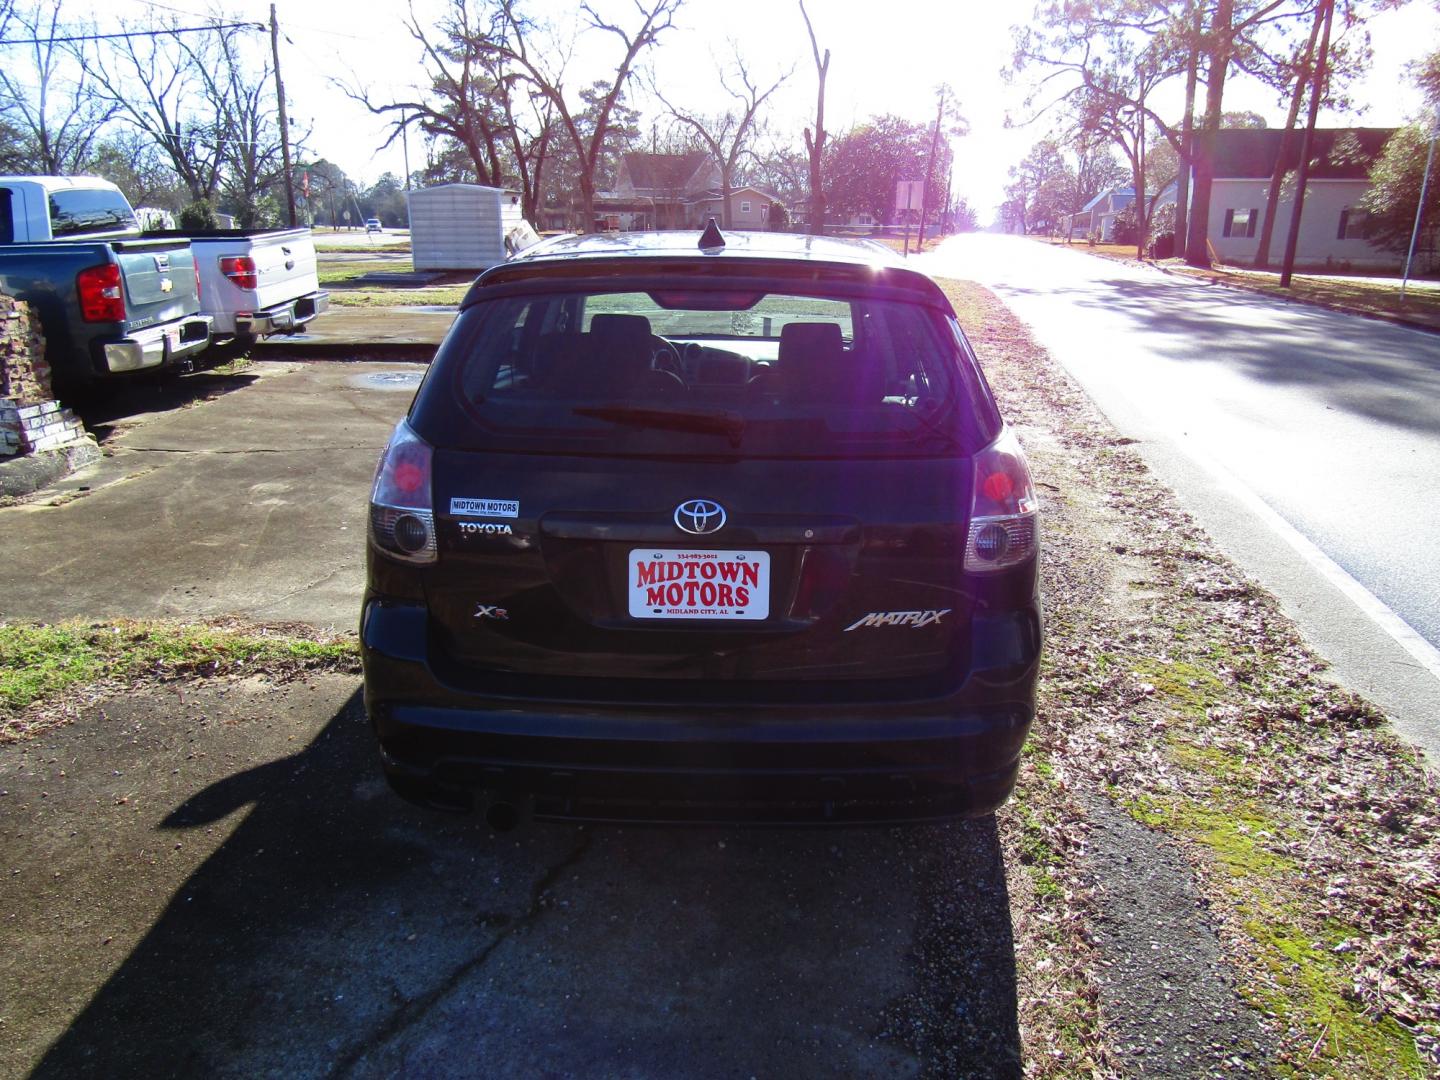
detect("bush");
top-left (179, 199), bottom-right (218, 231)
top-left (1112, 203), bottom-right (1140, 246)
top-left (1148, 232), bottom-right (1175, 259)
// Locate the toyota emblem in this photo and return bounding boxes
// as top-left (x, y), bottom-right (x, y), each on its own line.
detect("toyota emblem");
top-left (674, 499), bottom-right (726, 535)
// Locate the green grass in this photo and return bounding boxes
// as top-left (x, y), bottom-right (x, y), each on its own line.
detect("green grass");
top-left (317, 258), bottom-right (414, 286)
top-left (327, 287), bottom-right (467, 309)
top-left (0, 620), bottom-right (358, 718)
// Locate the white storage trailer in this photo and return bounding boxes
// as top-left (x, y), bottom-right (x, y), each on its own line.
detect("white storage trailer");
top-left (407, 184), bottom-right (528, 271)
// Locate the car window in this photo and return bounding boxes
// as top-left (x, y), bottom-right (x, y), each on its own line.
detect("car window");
top-left (48, 188), bottom-right (138, 238)
top-left (413, 285), bottom-right (1000, 459)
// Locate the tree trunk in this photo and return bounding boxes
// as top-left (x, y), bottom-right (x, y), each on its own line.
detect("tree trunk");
top-left (720, 167), bottom-right (733, 229)
top-left (579, 175), bottom-right (596, 233)
top-left (1185, 0), bottom-right (1234, 267)
top-left (1279, 0), bottom-right (1335, 286)
top-left (1254, 1), bottom-right (1323, 270)
top-left (918, 88), bottom-right (946, 250)
top-left (1173, 6), bottom-right (1201, 260)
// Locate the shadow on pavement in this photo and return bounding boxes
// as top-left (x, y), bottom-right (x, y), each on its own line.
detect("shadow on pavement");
top-left (75, 365), bottom-right (260, 444)
top-left (1000, 274), bottom-right (1440, 437)
top-left (32, 691), bottom-right (1021, 1079)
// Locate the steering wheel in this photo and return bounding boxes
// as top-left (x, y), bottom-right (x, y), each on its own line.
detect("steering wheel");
top-left (650, 336), bottom-right (687, 385)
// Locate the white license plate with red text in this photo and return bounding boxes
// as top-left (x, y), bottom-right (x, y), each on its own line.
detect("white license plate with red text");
top-left (628, 549), bottom-right (770, 620)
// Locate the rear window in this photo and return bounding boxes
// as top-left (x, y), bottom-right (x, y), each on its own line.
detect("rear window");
top-left (48, 188), bottom-right (138, 238)
top-left (413, 284), bottom-right (1000, 459)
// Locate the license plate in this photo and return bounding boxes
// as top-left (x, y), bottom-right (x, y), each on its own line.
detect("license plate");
top-left (628, 549), bottom-right (770, 620)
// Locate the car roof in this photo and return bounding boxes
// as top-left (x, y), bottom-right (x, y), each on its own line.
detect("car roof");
top-left (470, 228), bottom-right (948, 308)
top-left (2, 175), bottom-right (126, 194)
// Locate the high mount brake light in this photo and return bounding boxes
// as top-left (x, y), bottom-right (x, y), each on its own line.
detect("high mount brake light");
top-left (965, 427), bottom-right (1039, 573)
top-left (220, 255), bottom-right (258, 290)
top-left (370, 420), bottom-right (436, 564)
top-left (77, 263), bottom-right (125, 323)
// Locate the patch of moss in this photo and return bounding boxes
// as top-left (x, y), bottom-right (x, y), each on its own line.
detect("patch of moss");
top-left (1244, 917), bottom-right (1426, 1078)
top-left (1167, 739), bottom-right (1258, 787)
top-left (1126, 794), bottom-right (1295, 879)
top-left (1130, 656), bottom-right (1227, 715)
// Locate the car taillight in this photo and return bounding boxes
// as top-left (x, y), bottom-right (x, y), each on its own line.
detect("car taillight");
top-left (370, 420), bottom-right (436, 564)
top-left (77, 263), bottom-right (125, 323)
top-left (219, 255), bottom-right (257, 290)
top-left (964, 427), bottom-right (1039, 573)
top-left (194, 259), bottom-right (202, 302)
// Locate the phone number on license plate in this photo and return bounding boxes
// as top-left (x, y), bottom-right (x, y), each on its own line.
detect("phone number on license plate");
top-left (628, 549), bottom-right (770, 620)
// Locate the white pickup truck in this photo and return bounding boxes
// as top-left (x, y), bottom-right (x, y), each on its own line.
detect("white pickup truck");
top-left (3, 175), bottom-right (328, 346)
top-left (142, 227), bottom-right (329, 345)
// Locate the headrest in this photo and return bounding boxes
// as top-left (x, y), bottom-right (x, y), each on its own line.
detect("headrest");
top-left (778, 321), bottom-right (880, 404)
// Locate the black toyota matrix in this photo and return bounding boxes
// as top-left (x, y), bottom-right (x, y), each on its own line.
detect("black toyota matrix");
top-left (361, 226), bottom-right (1041, 826)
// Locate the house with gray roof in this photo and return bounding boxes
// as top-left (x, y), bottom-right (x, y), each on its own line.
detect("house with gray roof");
top-left (1198, 127), bottom-right (1397, 269)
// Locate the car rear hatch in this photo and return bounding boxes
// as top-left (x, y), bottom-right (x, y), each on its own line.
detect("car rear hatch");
top-left (389, 257), bottom-right (1023, 702)
top-left (422, 449), bottom-right (973, 697)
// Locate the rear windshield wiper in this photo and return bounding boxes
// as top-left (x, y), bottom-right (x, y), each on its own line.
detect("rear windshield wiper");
top-left (573, 404), bottom-right (746, 448)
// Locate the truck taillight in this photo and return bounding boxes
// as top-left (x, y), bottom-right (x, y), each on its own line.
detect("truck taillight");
top-left (77, 263), bottom-right (125, 323)
top-left (194, 259), bottom-right (202, 302)
top-left (370, 420), bottom-right (436, 564)
top-left (220, 255), bottom-right (257, 290)
top-left (964, 427), bottom-right (1039, 573)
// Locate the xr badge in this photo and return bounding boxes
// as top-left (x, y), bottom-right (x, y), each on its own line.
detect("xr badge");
top-left (473, 604), bottom-right (509, 621)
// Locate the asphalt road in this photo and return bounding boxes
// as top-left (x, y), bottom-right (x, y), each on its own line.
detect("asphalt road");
top-left (920, 234), bottom-right (1440, 761)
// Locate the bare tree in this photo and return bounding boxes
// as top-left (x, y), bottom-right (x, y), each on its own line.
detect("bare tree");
top-left (84, 16), bottom-right (230, 201)
top-left (344, 1), bottom-right (511, 191)
top-left (917, 83), bottom-right (967, 248)
top-left (0, 1), bottom-right (116, 174)
top-left (480, 0), bottom-right (683, 230)
top-left (1010, 0), bottom-right (1358, 266)
top-left (186, 23), bottom-right (291, 224)
top-left (651, 46), bottom-right (789, 228)
top-left (799, 0), bottom-right (829, 235)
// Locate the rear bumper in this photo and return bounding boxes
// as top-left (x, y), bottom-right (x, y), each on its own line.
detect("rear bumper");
top-left (361, 599), bottom-right (1038, 824)
top-left (234, 290), bottom-right (329, 337)
top-left (101, 315), bottom-right (212, 373)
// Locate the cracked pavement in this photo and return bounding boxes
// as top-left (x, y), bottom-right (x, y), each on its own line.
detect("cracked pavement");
top-left (4, 678), bottom-right (1017, 1079)
top-left (0, 360), bottom-right (409, 629)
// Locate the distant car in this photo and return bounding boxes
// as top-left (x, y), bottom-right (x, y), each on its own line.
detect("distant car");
top-left (365, 218), bottom-right (382, 233)
top-left (361, 226), bottom-right (1042, 828)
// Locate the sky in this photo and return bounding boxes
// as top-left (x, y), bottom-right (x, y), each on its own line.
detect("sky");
top-left (104, 0), bottom-right (1440, 220)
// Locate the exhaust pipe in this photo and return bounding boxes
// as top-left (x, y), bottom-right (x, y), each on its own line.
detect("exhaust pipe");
top-left (485, 801), bottom-right (520, 832)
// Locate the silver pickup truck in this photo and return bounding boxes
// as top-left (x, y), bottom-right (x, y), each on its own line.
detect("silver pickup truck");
top-left (142, 227), bottom-right (329, 345)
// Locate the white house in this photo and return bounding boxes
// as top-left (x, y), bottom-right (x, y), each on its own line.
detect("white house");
top-left (1199, 128), bottom-right (1397, 270)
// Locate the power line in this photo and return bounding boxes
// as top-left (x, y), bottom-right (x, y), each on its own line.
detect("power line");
top-left (0, 22), bottom-right (264, 47)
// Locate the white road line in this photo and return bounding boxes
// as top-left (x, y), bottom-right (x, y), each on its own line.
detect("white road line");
top-left (1186, 444), bottom-right (1440, 682)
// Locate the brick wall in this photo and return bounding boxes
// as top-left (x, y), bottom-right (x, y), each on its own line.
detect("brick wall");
top-left (1, 291), bottom-right (90, 458)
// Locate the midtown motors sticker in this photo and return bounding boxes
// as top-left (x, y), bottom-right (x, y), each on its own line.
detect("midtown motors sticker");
top-left (628, 549), bottom-right (770, 620)
top-left (450, 497), bottom-right (519, 519)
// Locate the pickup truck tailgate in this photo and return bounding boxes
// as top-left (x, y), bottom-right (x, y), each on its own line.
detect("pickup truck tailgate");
top-left (113, 239), bottom-right (201, 327)
top-left (247, 229), bottom-right (319, 311)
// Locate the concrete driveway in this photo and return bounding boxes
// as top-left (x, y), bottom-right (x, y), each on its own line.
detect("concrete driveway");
top-left (0, 360), bottom-right (417, 629)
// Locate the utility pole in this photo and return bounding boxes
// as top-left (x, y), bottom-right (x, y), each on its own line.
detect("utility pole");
top-left (918, 86), bottom-right (947, 250)
top-left (401, 109), bottom-right (412, 190)
top-left (1279, 0), bottom-right (1334, 288)
top-left (1401, 126), bottom-right (1437, 302)
top-left (270, 4), bottom-right (296, 226)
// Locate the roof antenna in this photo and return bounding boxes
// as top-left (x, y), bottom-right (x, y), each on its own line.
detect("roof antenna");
top-left (698, 217), bottom-right (725, 252)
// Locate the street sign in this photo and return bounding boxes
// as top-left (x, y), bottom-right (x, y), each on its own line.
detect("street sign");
top-left (895, 180), bottom-right (925, 213)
